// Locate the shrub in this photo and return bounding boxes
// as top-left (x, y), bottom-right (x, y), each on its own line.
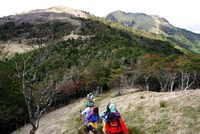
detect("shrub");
top-left (160, 100), bottom-right (167, 108)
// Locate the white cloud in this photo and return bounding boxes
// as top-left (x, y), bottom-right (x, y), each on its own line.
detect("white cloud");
top-left (0, 0), bottom-right (200, 33)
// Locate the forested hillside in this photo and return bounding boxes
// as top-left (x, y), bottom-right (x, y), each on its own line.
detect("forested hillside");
top-left (106, 10), bottom-right (200, 53)
top-left (0, 6), bottom-right (200, 133)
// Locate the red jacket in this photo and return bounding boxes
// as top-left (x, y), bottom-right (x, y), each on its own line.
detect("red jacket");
top-left (105, 117), bottom-right (129, 134)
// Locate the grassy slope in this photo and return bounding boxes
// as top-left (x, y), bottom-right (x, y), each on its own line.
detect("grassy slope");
top-left (12, 89), bottom-right (200, 134)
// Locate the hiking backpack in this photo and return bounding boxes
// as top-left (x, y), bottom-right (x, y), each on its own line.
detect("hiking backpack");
top-left (106, 112), bottom-right (122, 133)
top-left (86, 99), bottom-right (94, 107)
top-left (88, 106), bottom-right (99, 122)
top-left (108, 118), bottom-right (120, 127)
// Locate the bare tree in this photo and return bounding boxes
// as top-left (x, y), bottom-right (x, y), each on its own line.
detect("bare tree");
top-left (154, 70), bottom-right (178, 92)
top-left (169, 73), bottom-right (178, 92)
top-left (14, 45), bottom-right (58, 134)
top-left (0, 44), bottom-right (5, 54)
top-left (144, 75), bottom-right (150, 91)
top-left (0, 40), bottom-right (11, 57)
top-left (179, 71), bottom-right (196, 91)
top-left (120, 71), bottom-right (139, 89)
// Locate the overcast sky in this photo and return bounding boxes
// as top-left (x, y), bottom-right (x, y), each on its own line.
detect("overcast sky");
top-left (0, 0), bottom-right (200, 33)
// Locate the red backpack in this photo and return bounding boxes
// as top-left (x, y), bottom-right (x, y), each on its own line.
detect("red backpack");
top-left (106, 112), bottom-right (122, 133)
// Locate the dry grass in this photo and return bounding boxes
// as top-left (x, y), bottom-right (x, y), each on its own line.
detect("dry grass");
top-left (0, 42), bottom-right (42, 57)
top-left (0, 41), bottom-right (48, 60)
top-left (12, 89), bottom-right (200, 134)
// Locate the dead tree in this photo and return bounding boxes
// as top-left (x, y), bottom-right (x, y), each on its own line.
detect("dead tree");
top-left (144, 75), bottom-right (150, 91)
top-left (180, 71), bottom-right (197, 91)
top-left (14, 45), bottom-right (58, 134)
top-left (155, 70), bottom-right (178, 92)
top-left (0, 40), bottom-right (11, 57)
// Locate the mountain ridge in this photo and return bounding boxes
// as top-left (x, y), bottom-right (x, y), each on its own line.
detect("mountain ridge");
top-left (0, 6), bottom-right (184, 58)
top-left (105, 10), bottom-right (200, 53)
top-left (105, 10), bottom-right (172, 34)
top-left (0, 6), bottom-right (88, 26)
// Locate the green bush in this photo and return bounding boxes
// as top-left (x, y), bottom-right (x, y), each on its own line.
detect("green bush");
top-left (160, 100), bottom-right (167, 108)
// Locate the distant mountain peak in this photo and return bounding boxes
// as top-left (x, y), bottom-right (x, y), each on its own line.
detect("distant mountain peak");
top-left (106, 10), bottom-right (169, 34)
top-left (27, 6), bottom-right (88, 19)
top-left (115, 10), bottom-right (124, 13)
top-left (105, 10), bottom-right (200, 53)
top-left (0, 6), bottom-right (88, 26)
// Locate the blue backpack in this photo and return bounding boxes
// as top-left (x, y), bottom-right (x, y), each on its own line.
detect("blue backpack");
top-left (88, 107), bottom-right (99, 122)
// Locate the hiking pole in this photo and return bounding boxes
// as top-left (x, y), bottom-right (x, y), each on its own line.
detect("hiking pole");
top-left (79, 109), bottom-right (82, 122)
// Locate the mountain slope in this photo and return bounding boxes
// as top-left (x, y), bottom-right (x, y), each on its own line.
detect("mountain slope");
top-left (0, 6), bottom-right (193, 133)
top-left (0, 6), bottom-right (183, 58)
top-left (0, 6), bottom-right (88, 57)
top-left (12, 89), bottom-right (200, 134)
top-left (106, 10), bottom-right (200, 53)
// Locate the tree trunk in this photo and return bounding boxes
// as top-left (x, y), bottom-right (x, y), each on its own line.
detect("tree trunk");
top-left (180, 71), bottom-right (196, 91)
top-left (30, 123), bottom-right (37, 134)
top-left (169, 73), bottom-right (177, 92)
top-left (144, 75), bottom-right (149, 91)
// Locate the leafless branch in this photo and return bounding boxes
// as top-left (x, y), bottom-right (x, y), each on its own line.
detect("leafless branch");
top-left (13, 44), bottom-right (58, 134)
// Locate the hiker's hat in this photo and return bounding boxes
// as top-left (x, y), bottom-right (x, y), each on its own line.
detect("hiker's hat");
top-left (107, 112), bottom-right (117, 122)
top-left (109, 103), bottom-right (117, 113)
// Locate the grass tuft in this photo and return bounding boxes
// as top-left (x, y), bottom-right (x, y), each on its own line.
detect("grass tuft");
top-left (160, 100), bottom-right (167, 108)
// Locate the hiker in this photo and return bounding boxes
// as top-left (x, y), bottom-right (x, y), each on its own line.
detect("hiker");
top-left (101, 103), bottom-right (111, 133)
top-left (81, 106), bottom-right (100, 134)
top-left (87, 92), bottom-right (94, 100)
top-left (86, 92), bottom-right (94, 107)
top-left (81, 92), bottom-right (95, 117)
top-left (81, 95), bottom-right (100, 134)
top-left (104, 103), bottom-right (129, 134)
